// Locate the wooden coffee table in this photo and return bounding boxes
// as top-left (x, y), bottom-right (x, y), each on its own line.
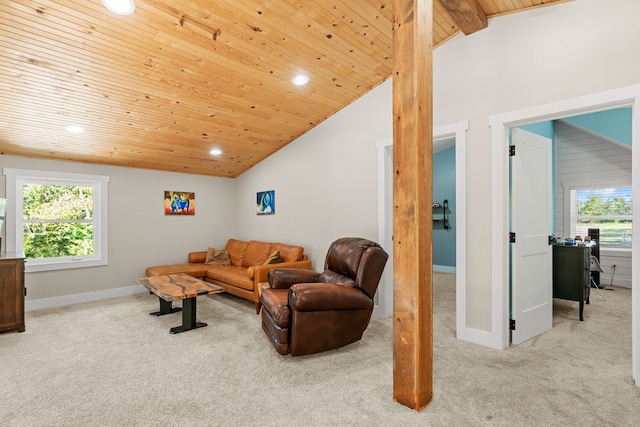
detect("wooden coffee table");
top-left (136, 273), bottom-right (224, 334)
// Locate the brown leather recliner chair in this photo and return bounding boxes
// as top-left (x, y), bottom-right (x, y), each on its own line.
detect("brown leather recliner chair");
top-left (260, 237), bottom-right (389, 356)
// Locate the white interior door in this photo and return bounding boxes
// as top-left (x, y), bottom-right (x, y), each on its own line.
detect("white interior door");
top-left (511, 128), bottom-right (553, 345)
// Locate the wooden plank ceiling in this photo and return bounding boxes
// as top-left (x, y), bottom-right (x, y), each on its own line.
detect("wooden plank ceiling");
top-left (0, 0), bottom-right (570, 177)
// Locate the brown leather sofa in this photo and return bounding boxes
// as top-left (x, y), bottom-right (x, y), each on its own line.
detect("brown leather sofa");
top-left (260, 237), bottom-right (388, 356)
top-left (145, 239), bottom-right (312, 313)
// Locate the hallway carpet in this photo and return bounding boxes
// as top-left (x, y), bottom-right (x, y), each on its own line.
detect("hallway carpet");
top-left (1, 273), bottom-right (638, 426)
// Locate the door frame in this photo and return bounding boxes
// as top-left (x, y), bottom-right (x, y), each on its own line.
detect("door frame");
top-left (376, 121), bottom-right (470, 342)
top-left (489, 84), bottom-right (640, 386)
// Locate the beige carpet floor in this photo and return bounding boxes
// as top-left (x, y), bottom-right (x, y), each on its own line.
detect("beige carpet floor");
top-left (1, 272), bottom-right (638, 426)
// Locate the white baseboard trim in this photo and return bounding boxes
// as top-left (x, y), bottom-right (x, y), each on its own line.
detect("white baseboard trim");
top-left (434, 265), bottom-right (456, 274)
top-left (25, 285), bottom-right (148, 312)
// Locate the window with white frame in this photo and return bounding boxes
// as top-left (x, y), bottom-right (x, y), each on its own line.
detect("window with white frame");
top-left (570, 185), bottom-right (632, 247)
top-left (3, 168), bottom-right (109, 272)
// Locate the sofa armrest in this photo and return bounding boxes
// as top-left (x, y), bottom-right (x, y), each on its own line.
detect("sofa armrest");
top-left (189, 251), bottom-right (207, 263)
top-left (267, 267), bottom-right (319, 289)
top-left (289, 283), bottom-right (372, 311)
top-left (253, 259), bottom-right (312, 284)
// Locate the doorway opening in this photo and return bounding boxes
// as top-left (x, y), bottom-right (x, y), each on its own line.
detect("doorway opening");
top-left (510, 112), bottom-right (632, 344)
top-left (490, 84), bottom-right (640, 385)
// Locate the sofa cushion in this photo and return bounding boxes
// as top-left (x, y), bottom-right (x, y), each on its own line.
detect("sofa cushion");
top-left (263, 250), bottom-right (281, 265)
top-left (271, 243), bottom-right (304, 262)
top-left (226, 239), bottom-right (249, 267)
top-left (206, 265), bottom-right (254, 291)
top-left (242, 240), bottom-right (272, 267)
top-left (205, 247), bottom-right (231, 265)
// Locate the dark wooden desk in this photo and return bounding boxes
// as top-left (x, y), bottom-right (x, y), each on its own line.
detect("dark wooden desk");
top-left (552, 245), bottom-right (591, 321)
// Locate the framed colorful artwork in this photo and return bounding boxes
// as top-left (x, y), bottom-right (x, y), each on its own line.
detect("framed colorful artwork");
top-left (164, 191), bottom-right (195, 215)
top-left (256, 190), bottom-right (275, 215)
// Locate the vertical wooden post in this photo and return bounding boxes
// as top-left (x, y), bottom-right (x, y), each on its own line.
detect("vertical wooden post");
top-left (391, 0), bottom-right (433, 411)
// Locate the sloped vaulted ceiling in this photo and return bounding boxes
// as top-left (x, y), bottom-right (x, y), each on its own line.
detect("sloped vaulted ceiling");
top-left (0, 0), bottom-right (570, 177)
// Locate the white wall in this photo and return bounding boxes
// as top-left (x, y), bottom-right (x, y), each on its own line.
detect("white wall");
top-left (431, 0), bottom-right (640, 331)
top-left (234, 80), bottom-right (393, 270)
top-left (0, 155), bottom-right (236, 306)
top-left (237, 0), bottom-right (640, 333)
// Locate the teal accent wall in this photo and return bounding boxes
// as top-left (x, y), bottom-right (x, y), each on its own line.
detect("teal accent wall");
top-left (519, 121), bottom-right (555, 140)
top-left (433, 145), bottom-right (456, 267)
top-left (564, 108), bottom-right (632, 147)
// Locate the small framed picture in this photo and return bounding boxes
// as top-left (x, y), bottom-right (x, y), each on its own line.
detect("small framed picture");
top-left (256, 190), bottom-right (275, 215)
top-left (164, 191), bottom-right (195, 215)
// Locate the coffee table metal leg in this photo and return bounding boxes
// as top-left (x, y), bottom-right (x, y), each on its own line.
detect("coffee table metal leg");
top-left (150, 297), bottom-right (182, 317)
top-left (170, 297), bottom-right (207, 334)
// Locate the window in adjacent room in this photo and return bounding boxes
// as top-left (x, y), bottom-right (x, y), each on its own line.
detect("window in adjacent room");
top-left (570, 185), bottom-right (632, 247)
top-left (2, 168), bottom-right (110, 272)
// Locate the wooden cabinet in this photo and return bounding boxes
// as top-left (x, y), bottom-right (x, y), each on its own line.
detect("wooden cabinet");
top-left (552, 245), bottom-right (590, 321)
top-left (0, 253), bottom-right (26, 333)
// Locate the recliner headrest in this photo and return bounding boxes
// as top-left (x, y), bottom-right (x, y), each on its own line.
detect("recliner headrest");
top-left (325, 237), bottom-right (382, 279)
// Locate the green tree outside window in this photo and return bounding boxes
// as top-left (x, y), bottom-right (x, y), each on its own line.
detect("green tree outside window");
top-left (22, 184), bottom-right (94, 259)
top-left (575, 187), bottom-right (632, 245)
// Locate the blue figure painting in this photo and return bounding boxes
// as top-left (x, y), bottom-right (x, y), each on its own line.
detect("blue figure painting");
top-left (165, 191), bottom-right (195, 215)
top-left (256, 190), bottom-right (275, 215)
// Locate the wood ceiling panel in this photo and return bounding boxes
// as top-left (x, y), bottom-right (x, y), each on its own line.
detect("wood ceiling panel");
top-left (0, 0), bottom-right (570, 177)
top-left (433, 1), bottom-right (459, 44)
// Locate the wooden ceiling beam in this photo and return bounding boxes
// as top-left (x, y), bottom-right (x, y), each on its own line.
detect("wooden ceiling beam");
top-left (437, 0), bottom-right (488, 35)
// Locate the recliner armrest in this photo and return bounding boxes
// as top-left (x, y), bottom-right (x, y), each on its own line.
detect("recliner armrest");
top-left (289, 283), bottom-right (372, 312)
top-left (268, 268), bottom-right (320, 289)
top-left (252, 259), bottom-right (312, 282)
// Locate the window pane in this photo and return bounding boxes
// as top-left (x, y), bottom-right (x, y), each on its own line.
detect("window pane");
top-left (23, 184), bottom-right (93, 221)
top-left (573, 186), bottom-right (632, 246)
top-left (23, 222), bottom-right (94, 258)
top-left (576, 187), bottom-right (632, 215)
top-left (575, 219), bottom-right (632, 244)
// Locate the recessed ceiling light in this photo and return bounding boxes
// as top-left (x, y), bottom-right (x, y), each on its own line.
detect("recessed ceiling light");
top-left (209, 148), bottom-right (222, 156)
top-left (291, 73), bottom-right (310, 86)
top-left (102, 0), bottom-right (136, 15)
top-left (65, 125), bottom-right (85, 134)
